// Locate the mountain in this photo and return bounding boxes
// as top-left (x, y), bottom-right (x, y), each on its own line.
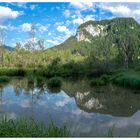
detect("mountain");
top-left (3, 45), bottom-right (15, 51)
top-left (53, 17), bottom-right (140, 56)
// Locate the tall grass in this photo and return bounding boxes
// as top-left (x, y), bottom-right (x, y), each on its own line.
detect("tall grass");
top-left (106, 126), bottom-right (115, 137)
top-left (0, 117), bottom-right (69, 137)
top-left (0, 117), bottom-right (140, 137)
top-left (89, 70), bottom-right (140, 90)
top-left (106, 126), bottom-right (140, 137)
top-left (111, 71), bottom-right (140, 89)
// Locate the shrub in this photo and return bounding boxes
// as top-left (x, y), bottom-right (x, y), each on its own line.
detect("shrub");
top-left (0, 68), bottom-right (26, 77)
top-left (111, 72), bottom-right (140, 89)
top-left (100, 74), bottom-right (111, 82)
top-left (36, 77), bottom-right (44, 87)
top-left (90, 74), bottom-right (112, 87)
top-left (0, 76), bottom-right (10, 83)
top-left (27, 76), bottom-right (35, 85)
top-left (90, 78), bottom-right (106, 86)
top-left (47, 77), bottom-right (62, 88)
top-left (7, 68), bottom-right (26, 76)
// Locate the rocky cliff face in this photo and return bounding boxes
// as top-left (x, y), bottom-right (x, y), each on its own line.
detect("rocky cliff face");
top-left (75, 23), bottom-right (105, 42)
top-left (75, 17), bottom-right (139, 43)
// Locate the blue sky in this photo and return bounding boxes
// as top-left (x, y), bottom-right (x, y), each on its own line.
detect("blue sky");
top-left (0, 2), bottom-right (140, 48)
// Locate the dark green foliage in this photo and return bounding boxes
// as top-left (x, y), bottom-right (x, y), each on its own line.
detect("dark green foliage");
top-left (100, 74), bottom-right (111, 83)
top-left (0, 76), bottom-right (10, 83)
top-left (0, 118), bottom-right (69, 137)
top-left (36, 76), bottom-right (44, 87)
top-left (8, 68), bottom-right (26, 76)
top-left (0, 68), bottom-right (26, 76)
top-left (90, 78), bottom-right (106, 86)
top-left (90, 74), bottom-right (111, 86)
top-left (45, 58), bottom-right (62, 77)
top-left (62, 61), bottom-right (83, 77)
top-left (27, 76), bottom-right (34, 85)
top-left (111, 71), bottom-right (140, 89)
top-left (47, 77), bottom-right (62, 88)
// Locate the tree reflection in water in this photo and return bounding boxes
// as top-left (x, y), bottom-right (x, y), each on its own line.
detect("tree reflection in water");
top-left (62, 80), bottom-right (140, 117)
top-left (2, 77), bottom-right (140, 117)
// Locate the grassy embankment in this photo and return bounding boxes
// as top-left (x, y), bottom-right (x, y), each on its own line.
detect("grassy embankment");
top-left (0, 67), bottom-right (139, 90)
top-left (90, 69), bottom-right (140, 90)
top-left (0, 117), bottom-right (69, 137)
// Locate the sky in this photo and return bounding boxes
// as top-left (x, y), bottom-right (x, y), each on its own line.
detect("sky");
top-left (0, 2), bottom-right (140, 48)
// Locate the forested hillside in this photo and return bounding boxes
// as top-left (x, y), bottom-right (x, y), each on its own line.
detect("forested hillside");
top-left (0, 17), bottom-right (140, 79)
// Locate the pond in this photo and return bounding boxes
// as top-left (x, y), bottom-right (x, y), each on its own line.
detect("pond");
top-left (0, 77), bottom-right (140, 137)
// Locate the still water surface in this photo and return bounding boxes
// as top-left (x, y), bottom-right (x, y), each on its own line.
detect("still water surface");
top-left (0, 77), bottom-right (140, 137)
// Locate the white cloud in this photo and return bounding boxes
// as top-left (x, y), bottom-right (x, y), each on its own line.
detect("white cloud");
top-left (56, 25), bottom-right (71, 35)
top-left (21, 23), bottom-right (32, 32)
top-left (39, 25), bottom-right (48, 33)
top-left (20, 100), bottom-right (31, 108)
top-left (55, 93), bottom-right (72, 107)
top-left (70, 1), bottom-right (93, 11)
top-left (73, 17), bottom-right (84, 25)
top-left (102, 5), bottom-right (131, 17)
top-left (21, 23), bottom-right (48, 33)
top-left (55, 22), bottom-right (64, 26)
top-left (84, 15), bottom-right (95, 22)
top-left (133, 9), bottom-right (140, 16)
top-left (0, 24), bottom-right (19, 31)
top-left (48, 32), bottom-right (52, 36)
top-left (101, 4), bottom-right (140, 22)
top-left (30, 5), bottom-right (37, 11)
top-left (36, 23), bottom-right (48, 33)
top-left (0, 6), bottom-right (23, 20)
top-left (8, 24), bottom-right (19, 31)
top-left (73, 15), bottom-right (94, 25)
top-left (72, 15), bottom-right (76, 19)
top-left (9, 2), bottom-right (27, 9)
top-left (66, 20), bottom-right (71, 26)
top-left (0, 25), bottom-right (7, 30)
top-left (75, 10), bottom-right (82, 18)
top-left (63, 9), bottom-right (71, 17)
top-left (46, 39), bottom-right (59, 46)
top-left (57, 25), bottom-right (68, 32)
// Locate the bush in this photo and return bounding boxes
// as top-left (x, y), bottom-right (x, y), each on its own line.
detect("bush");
top-left (0, 76), bottom-right (10, 83)
top-left (90, 78), bottom-right (106, 86)
top-left (36, 77), bottom-right (44, 87)
top-left (27, 76), bottom-right (35, 85)
top-left (0, 68), bottom-right (26, 77)
top-left (90, 74), bottom-right (111, 87)
top-left (100, 74), bottom-right (111, 82)
top-left (111, 72), bottom-right (140, 89)
top-left (47, 77), bottom-right (62, 88)
top-left (7, 68), bottom-right (26, 76)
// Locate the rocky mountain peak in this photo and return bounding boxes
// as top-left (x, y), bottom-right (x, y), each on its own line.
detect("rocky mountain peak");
top-left (75, 17), bottom-right (138, 42)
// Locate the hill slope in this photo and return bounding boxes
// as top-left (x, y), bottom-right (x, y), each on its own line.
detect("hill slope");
top-left (53, 17), bottom-right (140, 56)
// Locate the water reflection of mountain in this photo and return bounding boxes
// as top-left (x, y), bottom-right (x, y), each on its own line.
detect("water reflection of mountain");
top-left (4, 78), bottom-right (140, 117)
top-left (62, 80), bottom-right (140, 117)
